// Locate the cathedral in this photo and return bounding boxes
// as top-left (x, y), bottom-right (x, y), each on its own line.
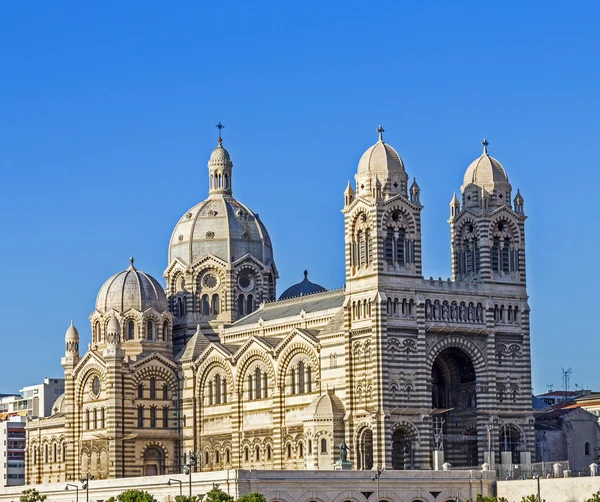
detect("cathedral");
top-left (25, 126), bottom-right (533, 484)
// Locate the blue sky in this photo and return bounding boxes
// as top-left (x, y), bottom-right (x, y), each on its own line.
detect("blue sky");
top-left (0, 1), bottom-right (598, 395)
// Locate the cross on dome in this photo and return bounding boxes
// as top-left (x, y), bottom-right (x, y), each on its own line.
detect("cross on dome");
top-left (377, 125), bottom-right (385, 142)
top-left (482, 138), bottom-right (489, 154)
top-left (216, 121), bottom-right (225, 143)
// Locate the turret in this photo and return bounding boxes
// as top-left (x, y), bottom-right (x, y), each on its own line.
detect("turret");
top-left (514, 190), bottom-right (524, 214)
top-left (449, 192), bottom-right (461, 219)
top-left (410, 178), bottom-right (421, 205)
top-left (208, 122), bottom-right (233, 197)
top-left (344, 181), bottom-right (355, 207)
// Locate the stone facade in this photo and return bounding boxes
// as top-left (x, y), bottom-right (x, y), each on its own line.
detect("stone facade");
top-left (25, 128), bottom-right (534, 485)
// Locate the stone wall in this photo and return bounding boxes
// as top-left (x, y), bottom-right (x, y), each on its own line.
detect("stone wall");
top-left (0, 469), bottom-right (496, 502)
top-left (497, 477), bottom-right (600, 502)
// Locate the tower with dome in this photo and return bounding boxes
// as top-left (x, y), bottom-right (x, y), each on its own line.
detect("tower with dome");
top-left (25, 126), bottom-right (532, 485)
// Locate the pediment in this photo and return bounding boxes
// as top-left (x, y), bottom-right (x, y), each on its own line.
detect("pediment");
top-left (274, 328), bottom-right (320, 358)
top-left (73, 350), bottom-right (106, 377)
top-left (190, 254), bottom-right (230, 272)
top-left (231, 336), bottom-right (274, 364)
top-left (193, 342), bottom-right (233, 367)
top-left (164, 257), bottom-right (190, 276)
top-left (131, 352), bottom-right (178, 373)
top-left (232, 253), bottom-right (268, 271)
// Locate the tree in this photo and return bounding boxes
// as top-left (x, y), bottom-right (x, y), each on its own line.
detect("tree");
top-left (236, 494), bottom-right (266, 502)
top-left (117, 490), bottom-right (158, 502)
top-left (466, 496), bottom-right (508, 502)
top-left (586, 494), bottom-right (600, 502)
top-left (20, 489), bottom-right (47, 502)
top-left (204, 487), bottom-right (233, 502)
top-left (175, 497), bottom-right (203, 502)
top-left (521, 496), bottom-right (545, 502)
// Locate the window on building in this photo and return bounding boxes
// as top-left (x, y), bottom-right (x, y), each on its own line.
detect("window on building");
top-left (321, 438), bottom-right (327, 453)
top-left (162, 406), bottom-right (169, 428)
top-left (150, 378), bottom-right (156, 399)
top-left (150, 406), bottom-right (157, 428)
top-left (127, 320), bottom-right (135, 340)
top-left (138, 406), bottom-right (144, 428)
top-left (147, 320), bottom-right (155, 341)
top-left (162, 383), bottom-right (168, 400)
top-left (267, 444), bottom-right (272, 460)
top-left (138, 383), bottom-right (144, 399)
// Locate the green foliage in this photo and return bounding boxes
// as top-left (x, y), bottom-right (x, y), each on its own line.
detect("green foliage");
top-left (175, 497), bottom-right (203, 502)
top-left (106, 497), bottom-right (115, 502)
top-left (521, 496), bottom-right (544, 502)
top-left (20, 489), bottom-right (47, 502)
top-left (205, 487), bottom-right (233, 502)
top-left (586, 494), bottom-right (600, 502)
top-left (466, 496), bottom-right (508, 502)
top-left (236, 494), bottom-right (266, 502)
top-left (116, 490), bottom-right (158, 502)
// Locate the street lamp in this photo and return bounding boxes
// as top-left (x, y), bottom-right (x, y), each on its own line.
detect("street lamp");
top-left (80, 473), bottom-right (94, 502)
top-left (183, 451), bottom-right (199, 498)
top-left (65, 483), bottom-right (79, 502)
top-left (168, 478), bottom-right (183, 497)
top-left (371, 468), bottom-right (382, 502)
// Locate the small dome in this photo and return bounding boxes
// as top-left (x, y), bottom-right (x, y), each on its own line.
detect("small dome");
top-left (65, 321), bottom-right (79, 341)
top-left (463, 140), bottom-right (509, 193)
top-left (305, 391), bottom-right (345, 420)
top-left (51, 394), bottom-right (65, 415)
top-left (279, 271), bottom-right (326, 300)
top-left (208, 140), bottom-right (232, 167)
top-left (107, 316), bottom-right (120, 333)
top-left (357, 139), bottom-right (405, 175)
top-left (96, 258), bottom-right (167, 313)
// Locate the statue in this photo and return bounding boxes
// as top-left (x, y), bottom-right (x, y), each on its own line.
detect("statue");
top-left (339, 440), bottom-right (349, 462)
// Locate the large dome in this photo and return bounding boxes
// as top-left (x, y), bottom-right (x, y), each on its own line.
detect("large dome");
top-left (96, 258), bottom-right (167, 313)
top-left (168, 197), bottom-right (274, 267)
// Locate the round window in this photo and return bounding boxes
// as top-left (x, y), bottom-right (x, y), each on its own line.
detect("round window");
top-left (203, 273), bottom-right (218, 289)
top-left (92, 376), bottom-right (101, 396)
top-left (238, 273), bottom-right (254, 292)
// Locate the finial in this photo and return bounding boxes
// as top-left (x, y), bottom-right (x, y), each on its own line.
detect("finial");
top-left (304, 270), bottom-right (308, 280)
top-left (70, 320), bottom-right (74, 326)
top-left (482, 138), bottom-right (489, 154)
top-left (376, 125), bottom-right (385, 142)
top-left (216, 121), bottom-right (224, 144)
top-left (129, 256), bottom-right (135, 268)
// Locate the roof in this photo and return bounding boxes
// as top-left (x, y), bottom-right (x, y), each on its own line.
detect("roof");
top-left (462, 144), bottom-right (509, 193)
top-left (305, 391), bottom-right (345, 420)
top-left (232, 288), bottom-right (345, 327)
top-left (357, 139), bottom-right (405, 174)
top-left (279, 270), bottom-right (327, 300)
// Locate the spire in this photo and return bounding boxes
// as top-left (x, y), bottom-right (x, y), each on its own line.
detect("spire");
top-left (450, 192), bottom-right (460, 206)
top-left (303, 270), bottom-right (308, 280)
top-left (377, 125), bottom-right (385, 142)
top-left (208, 122), bottom-right (233, 196)
top-left (344, 180), bottom-right (355, 207)
top-left (482, 138), bottom-right (489, 155)
top-left (129, 256), bottom-right (135, 269)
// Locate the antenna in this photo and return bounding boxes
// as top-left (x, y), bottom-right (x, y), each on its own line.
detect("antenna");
top-left (561, 367), bottom-right (572, 402)
top-left (546, 384), bottom-right (553, 393)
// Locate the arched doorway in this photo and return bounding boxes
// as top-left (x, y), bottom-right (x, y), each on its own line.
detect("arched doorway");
top-left (357, 428), bottom-right (373, 470)
top-left (391, 427), bottom-right (415, 470)
top-left (431, 347), bottom-right (478, 467)
top-left (499, 424), bottom-right (522, 464)
top-left (143, 446), bottom-right (164, 476)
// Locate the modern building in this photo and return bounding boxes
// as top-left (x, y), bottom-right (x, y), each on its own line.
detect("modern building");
top-left (535, 390), bottom-right (590, 408)
top-left (0, 378), bottom-right (65, 420)
top-left (0, 417), bottom-right (26, 487)
top-left (25, 128), bottom-right (533, 485)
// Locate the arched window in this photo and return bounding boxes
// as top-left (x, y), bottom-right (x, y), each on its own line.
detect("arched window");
top-left (137, 406), bottom-right (144, 428)
top-left (162, 383), bottom-right (168, 400)
top-left (162, 320), bottom-right (169, 341)
top-left (321, 438), bottom-right (327, 453)
top-left (384, 227), bottom-right (394, 265)
top-left (93, 322), bottom-right (100, 343)
top-left (366, 229), bottom-right (372, 266)
top-left (150, 378), bottom-right (156, 399)
top-left (244, 447), bottom-right (249, 462)
top-left (248, 375), bottom-right (253, 400)
top-left (298, 362), bottom-right (305, 394)
top-left (53, 443), bottom-right (57, 462)
top-left (85, 409), bottom-right (90, 430)
top-left (262, 372), bottom-right (267, 398)
top-left (238, 294), bottom-right (245, 316)
top-left (502, 237), bottom-right (511, 273)
top-left (127, 320), bottom-right (135, 340)
top-left (291, 368), bottom-right (296, 394)
top-left (162, 406), bottom-right (169, 428)
top-left (223, 378), bottom-right (227, 404)
top-left (308, 439), bottom-right (312, 454)
top-left (299, 442), bottom-right (304, 458)
top-left (267, 444), bottom-right (272, 460)
top-left (224, 174), bottom-right (229, 189)
top-left (100, 408), bottom-right (105, 429)
top-left (215, 374), bottom-right (221, 404)
top-left (286, 443), bottom-right (292, 458)
top-left (150, 406), bottom-right (157, 428)
top-left (247, 294), bottom-right (254, 315)
top-left (205, 450), bottom-right (209, 466)
top-left (211, 294), bottom-right (220, 315)
top-left (215, 450), bottom-right (220, 464)
top-left (147, 320), bottom-right (155, 341)
top-left (255, 368), bottom-right (262, 398)
top-left (138, 383), bottom-right (144, 399)
top-left (255, 445), bottom-right (260, 461)
top-left (491, 237), bottom-right (501, 273)
top-left (208, 380), bottom-right (214, 405)
top-left (62, 443), bottom-right (67, 462)
top-left (225, 449), bottom-right (231, 464)
top-left (202, 295), bottom-right (210, 316)
top-left (396, 228), bottom-right (406, 265)
top-left (44, 444), bottom-right (48, 463)
top-left (307, 366), bottom-right (312, 393)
